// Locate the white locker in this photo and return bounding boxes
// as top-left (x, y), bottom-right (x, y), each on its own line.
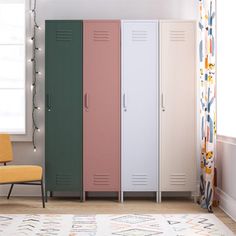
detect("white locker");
top-left (121, 20), bottom-right (158, 202)
top-left (160, 21), bottom-right (197, 194)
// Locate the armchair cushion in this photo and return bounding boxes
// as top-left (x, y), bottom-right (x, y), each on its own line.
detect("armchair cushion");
top-left (0, 165), bottom-right (42, 184)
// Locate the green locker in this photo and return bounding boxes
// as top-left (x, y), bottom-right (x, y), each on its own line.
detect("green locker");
top-left (45, 20), bottom-right (83, 198)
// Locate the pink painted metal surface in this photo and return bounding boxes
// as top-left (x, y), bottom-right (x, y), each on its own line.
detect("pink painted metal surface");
top-left (83, 20), bottom-right (121, 192)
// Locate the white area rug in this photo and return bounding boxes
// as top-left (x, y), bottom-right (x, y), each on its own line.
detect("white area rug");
top-left (0, 214), bottom-right (234, 236)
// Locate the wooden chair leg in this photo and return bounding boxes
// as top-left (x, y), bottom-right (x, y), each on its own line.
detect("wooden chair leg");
top-left (7, 184), bottom-right (14, 199)
top-left (41, 179), bottom-right (45, 208)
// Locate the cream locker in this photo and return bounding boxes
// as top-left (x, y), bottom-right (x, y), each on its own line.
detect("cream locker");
top-left (160, 21), bottom-right (197, 196)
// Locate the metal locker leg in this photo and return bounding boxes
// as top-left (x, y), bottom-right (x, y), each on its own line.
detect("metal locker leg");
top-left (83, 191), bottom-right (86, 202)
top-left (120, 191), bottom-right (124, 203)
top-left (156, 191), bottom-right (159, 203)
top-left (80, 190), bottom-right (83, 202)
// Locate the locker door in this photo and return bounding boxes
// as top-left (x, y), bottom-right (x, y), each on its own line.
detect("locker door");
top-left (83, 20), bottom-right (120, 192)
top-left (121, 21), bottom-right (158, 194)
top-left (45, 21), bottom-right (83, 193)
top-left (160, 21), bottom-right (196, 192)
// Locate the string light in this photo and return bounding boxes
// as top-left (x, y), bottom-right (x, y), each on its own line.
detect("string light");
top-left (30, 0), bottom-right (40, 152)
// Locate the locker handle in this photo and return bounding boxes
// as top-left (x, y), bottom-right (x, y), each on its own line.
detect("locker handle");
top-left (123, 93), bottom-right (127, 112)
top-left (46, 94), bottom-right (51, 112)
top-left (85, 93), bottom-right (89, 111)
top-left (161, 93), bottom-right (165, 112)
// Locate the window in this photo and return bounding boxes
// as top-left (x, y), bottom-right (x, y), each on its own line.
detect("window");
top-left (0, 0), bottom-right (26, 134)
top-left (217, 0), bottom-right (236, 138)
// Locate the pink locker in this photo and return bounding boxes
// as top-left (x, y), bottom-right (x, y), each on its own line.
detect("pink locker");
top-left (83, 20), bottom-right (120, 199)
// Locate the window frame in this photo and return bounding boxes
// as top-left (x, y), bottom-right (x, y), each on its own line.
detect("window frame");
top-left (216, 0), bottom-right (236, 140)
top-left (8, 0), bottom-right (33, 141)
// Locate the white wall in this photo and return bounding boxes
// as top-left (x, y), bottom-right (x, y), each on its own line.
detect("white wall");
top-left (0, 0), bottom-right (197, 196)
top-left (37, 0), bottom-right (197, 20)
top-left (216, 137), bottom-right (236, 221)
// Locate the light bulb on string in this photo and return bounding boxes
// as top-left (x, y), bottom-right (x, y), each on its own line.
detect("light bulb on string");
top-left (28, 58), bottom-right (34, 63)
top-left (34, 106), bottom-right (41, 110)
top-left (29, 37), bottom-right (34, 43)
top-left (31, 0), bottom-right (40, 153)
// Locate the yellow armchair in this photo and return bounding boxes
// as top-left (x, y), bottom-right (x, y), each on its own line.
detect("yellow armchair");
top-left (0, 134), bottom-right (45, 208)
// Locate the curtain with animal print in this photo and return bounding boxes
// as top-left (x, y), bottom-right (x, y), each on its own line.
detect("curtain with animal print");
top-left (198, 0), bottom-right (216, 212)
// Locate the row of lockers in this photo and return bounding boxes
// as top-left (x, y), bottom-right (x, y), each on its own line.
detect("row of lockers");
top-left (45, 20), bottom-right (197, 201)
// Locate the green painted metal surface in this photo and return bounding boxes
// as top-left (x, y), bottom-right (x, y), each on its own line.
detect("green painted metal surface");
top-left (45, 21), bottom-right (83, 193)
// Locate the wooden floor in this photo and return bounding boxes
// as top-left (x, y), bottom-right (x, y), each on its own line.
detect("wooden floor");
top-left (0, 197), bottom-right (235, 234)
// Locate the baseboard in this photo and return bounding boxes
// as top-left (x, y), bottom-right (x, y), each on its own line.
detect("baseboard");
top-left (216, 187), bottom-right (236, 222)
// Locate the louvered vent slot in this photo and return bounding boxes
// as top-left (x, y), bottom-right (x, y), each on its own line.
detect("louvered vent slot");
top-left (169, 30), bottom-right (186, 42)
top-left (56, 30), bottom-right (72, 41)
top-left (56, 174), bottom-right (72, 186)
top-left (170, 174), bottom-right (187, 185)
top-left (131, 174), bottom-right (148, 186)
top-left (93, 174), bottom-right (110, 186)
top-left (132, 30), bottom-right (148, 42)
top-left (93, 31), bottom-right (110, 41)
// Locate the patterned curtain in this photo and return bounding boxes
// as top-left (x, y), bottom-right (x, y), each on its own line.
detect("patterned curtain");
top-left (198, 0), bottom-right (216, 212)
